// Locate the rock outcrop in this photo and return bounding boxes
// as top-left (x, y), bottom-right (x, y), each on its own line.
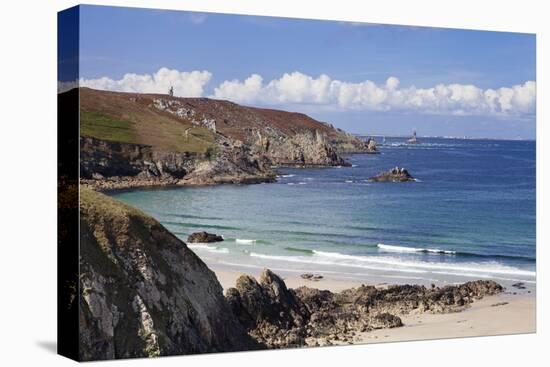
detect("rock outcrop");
top-left (365, 138), bottom-right (379, 153)
top-left (253, 130), bottom-right (351, 167)
top-left (369, 167), bottom-right (415, 182)
top-left (80, 135), bottom-right (276, 191)
top-left (78, 188), bottom-right (259, 360)
top-left (187, 231), bottom-right (224, 243)
top-left (225, 269), bottom-right (503, 348)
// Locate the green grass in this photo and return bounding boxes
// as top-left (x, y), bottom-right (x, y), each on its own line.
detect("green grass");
top-left (80, 110), bottom-right (137, 144)
top-left (80, 108), bottom-right (214, 153)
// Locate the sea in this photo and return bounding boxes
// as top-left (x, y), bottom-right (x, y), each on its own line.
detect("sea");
top-left (110, 137), bottom-right (536, 288)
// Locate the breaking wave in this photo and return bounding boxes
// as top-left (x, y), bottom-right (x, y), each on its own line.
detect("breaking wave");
top-left (378, 243), bottom-right (456, 255)
top-left (187, 243), bottom-right (229, 254)
top-left (247, 250), bottom-right (535, 278)
top-left (236, 239), bottom-right (257, 244)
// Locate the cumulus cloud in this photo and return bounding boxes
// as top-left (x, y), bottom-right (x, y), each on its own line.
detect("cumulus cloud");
top-left (80, 67), bottom-right (212, 97)
top-left (80, 67), bottom-right (535, 117)
top-left (213, 71), bottom-right (536, 117)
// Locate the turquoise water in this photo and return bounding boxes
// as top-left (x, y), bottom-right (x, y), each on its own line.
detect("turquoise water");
top-left (111, 137), bottom-right (536, 286)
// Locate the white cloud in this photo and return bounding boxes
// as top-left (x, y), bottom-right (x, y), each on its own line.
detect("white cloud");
top-left (214, 74), bottom-right (264, 104)
top-left (80, 67), bottom-right (535, 117)
top-left (213, 71), bottom-right (536, 117)
top-left (80, 67), bottom-right (212, 97)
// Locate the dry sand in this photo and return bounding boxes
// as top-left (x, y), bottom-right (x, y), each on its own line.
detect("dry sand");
top-left (362, 294), bottom-right (535, 343)
top-left (212, 267), bottom-right (536, 343)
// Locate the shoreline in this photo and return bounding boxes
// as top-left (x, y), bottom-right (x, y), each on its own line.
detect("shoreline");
top-left (209, 264), bottom-right (536, 295)
top-left (210, 266), bottom-right (536, 343)
top-left (202, 258), bottom-right (536, 294)
top-left (80, 149), bottom-right (377, 193)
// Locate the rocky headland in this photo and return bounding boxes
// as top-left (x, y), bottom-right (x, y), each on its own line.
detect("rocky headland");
top-left (76, 88), bottom-right (376, 191)
top-left (77, 188), bottom-right (504, 359)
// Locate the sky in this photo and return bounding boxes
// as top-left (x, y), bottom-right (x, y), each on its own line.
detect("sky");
top-left (75, 5), bottom-right (536, 139)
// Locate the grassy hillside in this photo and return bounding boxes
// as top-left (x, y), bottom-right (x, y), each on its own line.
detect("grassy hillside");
top-left (80, 88), bottom-right (215, 153)
top-left (79, 87), bottom-right (365, 155)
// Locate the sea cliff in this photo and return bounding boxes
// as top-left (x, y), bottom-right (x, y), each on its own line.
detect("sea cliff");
top-left (79, 188), bottom-right (259, 360)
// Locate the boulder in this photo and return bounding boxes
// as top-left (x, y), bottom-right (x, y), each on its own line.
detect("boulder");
top-left (225, 270), bottom-right (309, 348)
top-left (187, 231), bottom-right (224, 243)
top-left (366, 138), bottom-right (378, 153)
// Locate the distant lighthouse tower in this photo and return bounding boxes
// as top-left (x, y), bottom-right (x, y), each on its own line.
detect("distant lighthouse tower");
top-left (407, 130), bottom-right (419, 144)
top-left (168, 86), bottom-right (174, 97)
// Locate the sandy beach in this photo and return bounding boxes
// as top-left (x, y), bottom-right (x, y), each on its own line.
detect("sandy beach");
top-left (212, 266), bottom-right (536, 343)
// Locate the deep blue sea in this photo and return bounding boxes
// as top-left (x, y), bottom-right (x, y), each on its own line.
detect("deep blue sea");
top-left (111, 137), bottom-right (536, 286)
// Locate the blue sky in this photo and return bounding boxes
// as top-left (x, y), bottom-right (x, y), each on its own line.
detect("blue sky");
top-left (77, 5), bottom-right (536, 139)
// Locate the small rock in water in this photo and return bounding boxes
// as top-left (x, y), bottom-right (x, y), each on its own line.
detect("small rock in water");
top-left (187, 231), bottom-right (224, 243)
top-left (369, 166), bottom-right (415, 182)
top-left (511, 282), bottom-right (526, 289)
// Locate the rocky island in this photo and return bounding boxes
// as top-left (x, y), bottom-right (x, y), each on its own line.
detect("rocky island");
top-left (369, 167), bottom-right (416, 182)
top-left (74, 88), bottom-right (377, 191)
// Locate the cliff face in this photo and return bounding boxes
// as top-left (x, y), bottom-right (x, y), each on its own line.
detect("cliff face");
top-left (78, 88), bottom-right (372, 189)
top-left (78, 188), bottom-right (259, 360)
top-left (80, 135), bottom-right (275, 191)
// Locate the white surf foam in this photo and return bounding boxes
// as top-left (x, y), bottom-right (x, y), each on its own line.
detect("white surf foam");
top-left (187, 243), bottom-right (229, 254)
top-left (246, 250), bottom-right (534, 278)
top-left (378, 243), bottom-right (456, 255)
top-left (249, 252), bottom-right (428, 274)
top-left (236, 239), bottom-right (257, 245)
top-left (313, 250), bottom-right (535, 277)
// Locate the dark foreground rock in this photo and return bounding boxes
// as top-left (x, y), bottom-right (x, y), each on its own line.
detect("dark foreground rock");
top-left (370, 166), bottom-right (415, 182)
top-left (187, 231), bottom-right (224, 243)
top-left (78, 188), bottom-right (259, 361)
top-left (225, 269), bottom-right (503, 348)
